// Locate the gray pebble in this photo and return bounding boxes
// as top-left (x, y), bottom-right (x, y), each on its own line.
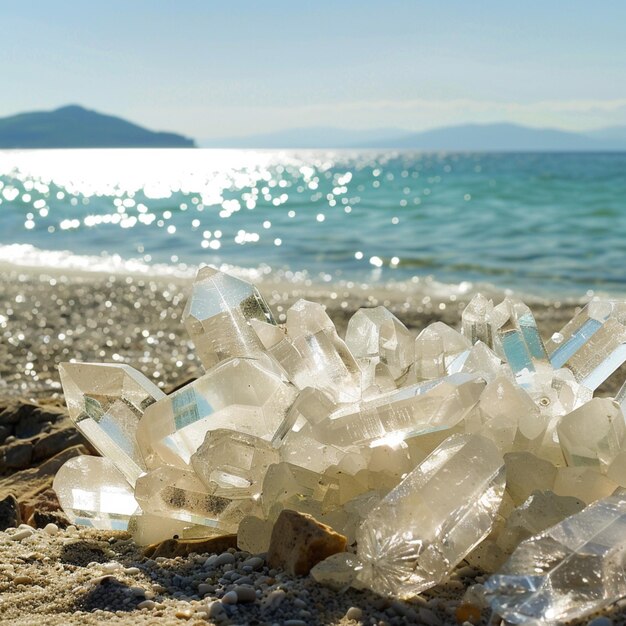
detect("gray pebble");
top-left (234, 585), bottom-right (257, 603)
top-left (222, 590), bottom-right (238, 604)
top-left (243, 556), bottom-right (264, 570)
top-left (588, 618), bottom-right (613, 626)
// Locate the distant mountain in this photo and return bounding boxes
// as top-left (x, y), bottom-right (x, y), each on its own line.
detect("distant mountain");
top-left (0, 105), bottom-right (195, 148)
top-left (201, 122), bottom-right (626, 151)
top-left (201, 126), bottom-right (404, 149)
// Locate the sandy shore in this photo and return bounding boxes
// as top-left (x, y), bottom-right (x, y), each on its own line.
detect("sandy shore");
top-left (0, 266), bottom-right (623, 625)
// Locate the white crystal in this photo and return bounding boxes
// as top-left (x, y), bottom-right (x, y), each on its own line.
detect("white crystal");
top-left (59, 362), bottom-right (164, 486)
top-left (134, 465), bottom-right (243, 530)
top-left (557, 397), bottom-right (626, 470)
top-left (485, 488), bottom-right (626, 625)
top-left (414, 322), bottom-right (470, 380)
top-left (137, 357), bottom-right (297, 466)
top-left (313, 373), bottom-right (485, 447)
top-left (345, 306), bottom-right (414, 380)
top-left (190, 429), bottom-right (279, 498)
top-left (462, 293), bottom-right (494, 346)
top-left (53, 455), bottom-right (139, 530)
top-left (354, 434), bottom-right (505, 597)
top-left (182, 266), bottom-right (275, 370)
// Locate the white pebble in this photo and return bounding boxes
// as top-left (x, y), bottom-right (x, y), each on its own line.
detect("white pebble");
top-left (137, 600), bottom-right (155, 610)
top-left (207, 601), bottom-right (226, 618)
top-left (10, 528), bottom-right (33, 541)
top-left (101, 561), bottom-right (122, 572)
top-left (43, 523), bottom-right (59, 536)
top-left (263, 589), bottom-right (286, 611)
top-left (222, 590), bottom-right (238, 604)
top-left (346, 606), bottom-right (363, 621)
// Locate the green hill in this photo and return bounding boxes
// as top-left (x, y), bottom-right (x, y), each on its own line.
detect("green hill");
top-left (0, 105), bottom-right (195, 148)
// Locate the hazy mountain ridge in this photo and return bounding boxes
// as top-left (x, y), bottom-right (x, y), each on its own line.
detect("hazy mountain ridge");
top-left (0, 105), bottom-right (195, 148)
top-left (201, 122), bottom-right (626, 150)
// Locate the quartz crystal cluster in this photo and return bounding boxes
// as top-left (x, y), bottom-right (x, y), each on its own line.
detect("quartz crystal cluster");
top-left (53, 266), bottom-right (626, 624)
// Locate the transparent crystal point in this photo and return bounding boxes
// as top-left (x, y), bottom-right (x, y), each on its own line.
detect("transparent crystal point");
top-left (546, 300), bottom-right (626, 391)
top-left (354, 434), bottom-right (505, 598)
top-left (314, 373), bottom-right (485, 448)
top-left (182, 266), bottom-right (275, 370)
top-left (137, 357), bottom-right (297, 467)
top-left (283, 299), bottom-right (362, 402)
top-left (557, 397), bottom-right (626, 470)
top-left (134, 465), bottom-right (242, 530)
top-left (468, 376), bottom-right (547, 454)
top-left (59, 362), bottom-right (164, 486)
top-left (490, 299), bottom-right (550, 376)
top-left (345, 306), bottom-right (414, 380)
top-left (53, 455), bottom-right (139, 530)
top-left (414, 322), bottom-right (471, 381)
top-left (462, 293), bottom-right (494, 346)
top-left (190, 429), bottom-right (279, 498)
top-left (485, 488), bottom-right (626, 625)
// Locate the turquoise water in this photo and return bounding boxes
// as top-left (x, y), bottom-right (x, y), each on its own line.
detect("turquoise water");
top-left (1, 149), bottom-right (626, 296)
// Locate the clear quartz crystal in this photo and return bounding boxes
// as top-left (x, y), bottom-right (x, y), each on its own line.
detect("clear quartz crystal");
top-left (53, 455), bottom-right (139, 530)
top-left (313, 373), bottom-right (485, 447)
top-left (557, 397), bottom-right (626, 470)
top-left (190, 429), bottom-right (279, 498)
top-left (414, 322), bottom-right (471, 380)
top-left (468, 376), bottom-right (547, 454)
top-left (345, 306), bottom-right (414, 380)
top-left (59, 362), bottom-right (164, 486)
top-left (546, 300), bottom-right (626, 390)
top-left (489, 299), bottom-right (550, 376)
top-left (354, 434), bottom-right (505, 598)
top-left (283, 299), bottom-right (362, 402)
top-left (182, 266), bottom-right (275, 370)
top-left (485, 488), bottom-right (626, 625)
top-left (134, 465), bottom-right (241, 530)
top-left (136, 357), bottom-right (297, 466)
top-left (462, 293), bottom-right (494, 346)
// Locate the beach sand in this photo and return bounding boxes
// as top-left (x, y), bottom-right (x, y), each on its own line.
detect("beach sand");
top-left (0, 266), bottom-right (623, 625)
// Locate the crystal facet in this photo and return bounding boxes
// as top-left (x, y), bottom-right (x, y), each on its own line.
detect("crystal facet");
top-left (485, 488), bottom-right (626, 625)
top-left (59, 362), bottom-right (164, 486)
top-left (53, 455), bottom-right (139, 530)
top-left (354, 434), bottom-right (505, 597)
top-left (182, 266), bottom-right (275, 370)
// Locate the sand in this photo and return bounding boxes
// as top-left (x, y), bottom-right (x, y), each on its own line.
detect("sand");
top-left (0, 265), bottom-right (622, 625)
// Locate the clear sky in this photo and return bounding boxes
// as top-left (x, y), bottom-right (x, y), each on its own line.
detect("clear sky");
top-left (3, 1), bottom-right (626, 140)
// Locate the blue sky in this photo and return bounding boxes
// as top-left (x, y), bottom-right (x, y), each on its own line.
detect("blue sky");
top-left (3, 1), bottom-right (626, 139)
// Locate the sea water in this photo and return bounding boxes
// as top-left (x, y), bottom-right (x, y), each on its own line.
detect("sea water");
top-left (1, 149), bottom-right (626, 297)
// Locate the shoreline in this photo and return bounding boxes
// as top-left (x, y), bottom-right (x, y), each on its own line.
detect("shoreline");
top-left (0, 264), bottom-right (596, 401)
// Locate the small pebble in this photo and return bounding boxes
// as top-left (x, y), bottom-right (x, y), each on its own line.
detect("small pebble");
top-left (588, 618), bottom-right (613, 626)
top-left (13, 575), bottom-right (34, 585)
top-left (346, 606), bottom-right (363, 621)
top-left (137, 600), bottom-right (156, 610)
top-left (263, 589), bottom-right (286, 611)
top-left (10, 528), bottom-right (33, 541)
top-left (215, 552), bottom-right (235, 566)
top-left (207, 601), bottom-right (226, 618)
top-left (455, 604), bottom-right (481, 625)
top-left (243, 556), bottom-right (264, 570)
top-left (43, 523), bottom-right (59, 536)
top-left (222, 590), bottom-right (238, 604)
top-left (175, 609), bottom-right (192, 619)
top-left (101, 561), bottom-right (122, 572)
top-left (234, 585), bottom-right (257, 603)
